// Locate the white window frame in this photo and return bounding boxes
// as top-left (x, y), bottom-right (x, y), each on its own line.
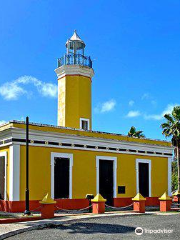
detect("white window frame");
top-left (96, 156), bottom-right (117, 198)
top-left (51, 152), bottom-right (73, 199)
top-left (136, 159), bottom-right (151, 197)
top-left (0, 151), bottom-right (7, 201)
top-left (80, 118), bottom-right (90, 130)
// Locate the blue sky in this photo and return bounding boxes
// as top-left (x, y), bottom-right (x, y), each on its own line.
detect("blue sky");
top-left (0, 0), bottom-right (180, 140)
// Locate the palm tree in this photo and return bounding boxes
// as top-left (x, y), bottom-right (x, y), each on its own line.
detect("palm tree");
top-left (161, 106), bottom-right (180, 199)
top-left (128, 126), bottom-right (145, 138)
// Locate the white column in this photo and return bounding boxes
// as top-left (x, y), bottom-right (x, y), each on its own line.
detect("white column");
top-left (168, 157), bottom-right (172, 196)
top-left (9, 145), bottom-right (20, 201)
top-left (96, 158), bottom-right (99, 195)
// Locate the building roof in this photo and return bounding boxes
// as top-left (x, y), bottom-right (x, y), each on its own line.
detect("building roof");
top-left (0, 120), bottom-right (172, 147)
top-left (69, 30), bottom-right (84, 42)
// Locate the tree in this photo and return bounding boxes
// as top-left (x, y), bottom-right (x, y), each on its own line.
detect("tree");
top-left (172, 158), bottom-right (178, 192)
top-left (128, 126), bottom-right (145, 138)
top-left (161, 106), bottom-right (180, 197)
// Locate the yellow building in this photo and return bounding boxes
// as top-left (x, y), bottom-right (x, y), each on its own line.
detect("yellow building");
top-left (0, 31), bottom-right (173, 212)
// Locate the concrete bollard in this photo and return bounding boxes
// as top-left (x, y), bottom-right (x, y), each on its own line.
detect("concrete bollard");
top-left (172, 190), bottom-right (180, 204)
top-left (91, 194), bottom-right (106, 214)
top-left (39, 193), bottom-right (56, 219)
top-left (159, 192), bottom-right (172, 212)
top-left (132, 193), bottom-right (146, 213)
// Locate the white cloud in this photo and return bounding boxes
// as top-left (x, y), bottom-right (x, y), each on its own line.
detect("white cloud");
top-left (144, 104), bottom-right (178, 120)
top-left (125, 104), bottom-right (178, 120)
top-left (95, 99), bottom-right (116, 113)
top-left (0, 120), bottom-right (6, 125)
top-left (101, 100), bottom-right (116, 113)
top-left (0, 82), bottom-right (26, 100)
top-left (0, 76), bottom-right (58, 100)
top-left (126, 110), bottom-right (141, 118)
top-left (39, 83), bottom-right (58, 98)
top-left (128, 100), bottom-right (134, 107)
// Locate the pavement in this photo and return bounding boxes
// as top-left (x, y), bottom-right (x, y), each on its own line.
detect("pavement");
top-left (0, 211), bottom-right (180, 240)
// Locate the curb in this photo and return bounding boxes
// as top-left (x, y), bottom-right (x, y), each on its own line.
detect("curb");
top-left (0, 224), bottom-right (48, 240)
top-left (1, 210), bottom-right (179, 239)
top-left (0, 217), bottom-right (43, 224)
top-left (4, 211), bottom-right (179, 239)
top-left (0, 212), bottom-right (150, 239)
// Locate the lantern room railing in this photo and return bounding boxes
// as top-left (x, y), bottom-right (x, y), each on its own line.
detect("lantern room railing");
top-left (58, 54), bottom-right (92, 68)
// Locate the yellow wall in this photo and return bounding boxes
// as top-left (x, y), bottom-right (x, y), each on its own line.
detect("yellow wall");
top-left (20, 145), bottom-right (168, 201)
top-left (0, 146), bottom-right (10, 200)
top-left (58, 75), bottom-right (92, 129)
top-left (119, 154), bottom-right (168, 197)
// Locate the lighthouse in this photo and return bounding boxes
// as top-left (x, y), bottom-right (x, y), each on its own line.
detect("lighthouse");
top-left (0, 31), bottom-right (173, 213)
top-left (55, 30), bottom-right (94, 130)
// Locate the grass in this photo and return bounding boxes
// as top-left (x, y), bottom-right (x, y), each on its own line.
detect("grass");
top-left (0, 215), bottom-right (11, 219)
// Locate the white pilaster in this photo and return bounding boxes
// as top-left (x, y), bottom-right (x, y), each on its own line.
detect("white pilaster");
top-left (168, 157), bottom-right (172, 196)
top-left (9, 145), bottom-right (20, 201)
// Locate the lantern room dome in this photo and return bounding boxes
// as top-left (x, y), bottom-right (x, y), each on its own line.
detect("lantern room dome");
top-left (66, 30), bottom-right (85, 50)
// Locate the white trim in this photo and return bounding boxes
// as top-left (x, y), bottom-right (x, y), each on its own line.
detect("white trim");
top-left (1, 142), bottom-right (172, 158)
top-left (13, 143), bottom-right (171, 158)
top-left (55, 65), bottom-right (94, 79)
top-left (80, 118), bottom-right (90, 130)
top-left (0, 151), bottom-right (7, 201)
top-left (0, 124), bottom-right (174, 156)
top-left (96, 156), bottom-right (117, 198)
top-left (1, 128), bottom-right (173, 156)
top-left (51, 152), bottom-right (73, 199)
top-left (136, 159), bottom-right (151, 197)
top-left (4, 128), bottom-right (173, 158)
top-left (9, 145), bottom-right (20, 201)
top-left (168, 157), bottom-right (172, 196)
top-left (0, 141), bottom-right (173, 158)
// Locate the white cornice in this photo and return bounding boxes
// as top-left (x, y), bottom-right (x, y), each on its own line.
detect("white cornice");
top-left (0, 128), bottom-right (12, 141)
top-left (10, 128), bottom-right (172, 149)
top-left (4, 127), bottom-right (173, 156)
top-left (55, 65), bottom-right (94, 79)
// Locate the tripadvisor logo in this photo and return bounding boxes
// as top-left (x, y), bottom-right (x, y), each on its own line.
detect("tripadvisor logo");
top-left (135, 227), bottom-right (173, 235)
top-left (135, 227), bottom-right (143, 235)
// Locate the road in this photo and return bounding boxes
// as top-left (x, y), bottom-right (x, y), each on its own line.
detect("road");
top-left (6, 214), bottom-right (180, 240)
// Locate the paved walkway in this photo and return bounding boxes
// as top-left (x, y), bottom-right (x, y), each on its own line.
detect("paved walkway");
top-left (0, 211), bottom-right (179, 239)
top-left (6, 214), bottom-right (180, 240)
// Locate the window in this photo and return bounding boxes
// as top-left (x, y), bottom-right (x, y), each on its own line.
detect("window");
top-left (82, 120), bottom-right (88, 130)
top-left (80, 118), bottom-right (90, 130)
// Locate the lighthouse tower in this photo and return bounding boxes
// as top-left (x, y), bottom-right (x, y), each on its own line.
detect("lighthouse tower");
top-left (55, 31), bottom-right (94, 130)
